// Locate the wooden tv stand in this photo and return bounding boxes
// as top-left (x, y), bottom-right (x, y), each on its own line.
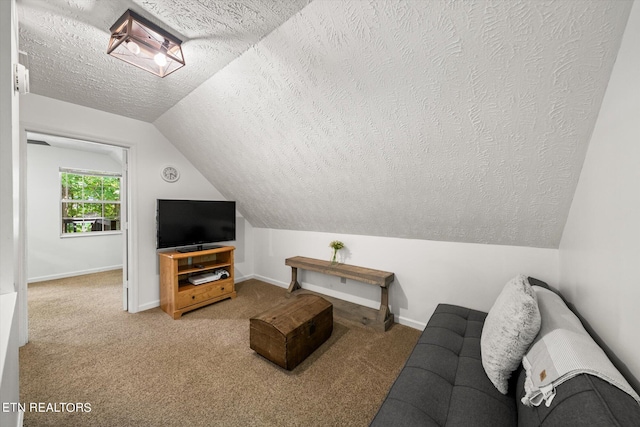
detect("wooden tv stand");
top-left (159, 246), bottom-right (236, 319)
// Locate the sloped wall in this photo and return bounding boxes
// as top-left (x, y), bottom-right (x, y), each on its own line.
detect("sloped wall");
top-left (156, 0), bottom-right (632, 249)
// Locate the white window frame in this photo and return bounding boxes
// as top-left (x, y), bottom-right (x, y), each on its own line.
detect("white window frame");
top-left (60, 168), bottom-right (122, 237)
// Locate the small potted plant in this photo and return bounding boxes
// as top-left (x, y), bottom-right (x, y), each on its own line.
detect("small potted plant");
top-left (329, 240), bottom-right (345, 265)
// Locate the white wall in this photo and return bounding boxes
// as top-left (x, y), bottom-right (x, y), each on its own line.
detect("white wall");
top-left (21, 94), bottom-right (254, 312)
top-left (0, 0), bottom-right (22, 426)
top-left (0, 0), bottom-right (19, 296)
top-left (559, 1), bottom-right (640, 387)
top-left (26, 144), bottom-right (123, 281)
top-left (0, 293), bottom-right (20, 427)
top-left (253, 228), bottom-right (559, 329)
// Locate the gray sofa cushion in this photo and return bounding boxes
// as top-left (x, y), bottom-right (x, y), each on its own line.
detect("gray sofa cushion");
top-left (371, 300), bottom-right (640, 427)
top-left (516, 369), bottom-right (640, 426)
top-left (370, 304), bottom-right (517, 426)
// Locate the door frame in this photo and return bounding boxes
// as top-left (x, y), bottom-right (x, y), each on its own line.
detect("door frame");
top-left (19, 124), bottom-right (136, 344)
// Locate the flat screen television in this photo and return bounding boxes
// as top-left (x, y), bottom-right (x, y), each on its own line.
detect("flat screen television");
top-left (156, 199), bottom-right (236, 251)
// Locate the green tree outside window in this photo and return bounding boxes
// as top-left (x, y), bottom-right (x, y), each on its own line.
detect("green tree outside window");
top-left (61, 170), bottom-right (121, 234)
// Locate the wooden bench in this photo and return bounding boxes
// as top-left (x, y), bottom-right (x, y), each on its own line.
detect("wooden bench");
top-left (285, 256), bottom-right (394, 331)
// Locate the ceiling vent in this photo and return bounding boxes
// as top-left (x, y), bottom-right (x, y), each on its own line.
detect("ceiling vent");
top-left (27, 139), bottom-right (50, 146)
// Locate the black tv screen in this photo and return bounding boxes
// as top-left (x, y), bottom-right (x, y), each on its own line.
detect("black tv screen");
top-left (156, 199), bottom-right (236, 250)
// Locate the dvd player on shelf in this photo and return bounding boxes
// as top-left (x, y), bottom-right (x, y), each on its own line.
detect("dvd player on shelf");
top-left (188, 269), bottom-right (230, 285)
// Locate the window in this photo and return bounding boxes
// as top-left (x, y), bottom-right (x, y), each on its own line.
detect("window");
top-left (60, 168), bottom-right (121, 234)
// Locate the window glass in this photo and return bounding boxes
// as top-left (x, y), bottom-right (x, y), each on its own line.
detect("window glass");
top-left (60, 169), bottom-right (122, 235)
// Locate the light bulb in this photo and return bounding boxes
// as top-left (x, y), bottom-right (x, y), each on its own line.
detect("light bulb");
top-left (125, 40), bottom-right (140, 55)
top-left (154, 52), bottom-right (167, 66)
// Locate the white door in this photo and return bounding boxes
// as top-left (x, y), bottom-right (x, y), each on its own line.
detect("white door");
top-left (121, 148), bottom-right (129, 310)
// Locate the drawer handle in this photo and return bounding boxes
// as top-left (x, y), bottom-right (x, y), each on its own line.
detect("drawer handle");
top-left (192, 296), bottom-right (195, 299)
top-left (221, 287), bottom-right (224, 291)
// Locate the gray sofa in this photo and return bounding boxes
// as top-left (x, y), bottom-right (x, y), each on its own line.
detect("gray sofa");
top-left (371, 280), bottom-right (640, 426)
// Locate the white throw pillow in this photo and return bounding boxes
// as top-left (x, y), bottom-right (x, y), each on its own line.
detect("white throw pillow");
top-left (481, 275), bottom-right (541, 394)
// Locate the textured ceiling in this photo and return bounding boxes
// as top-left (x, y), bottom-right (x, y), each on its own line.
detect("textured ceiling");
top-left (155, 0), bottom-right (632, 248)
top-left (17, 0), bottom-right (312, 122)
top-left (17, 0), bottom-right (633, 248)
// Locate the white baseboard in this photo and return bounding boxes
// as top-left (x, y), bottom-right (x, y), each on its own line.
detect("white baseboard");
top-left (137, 300), bottom-right (159, 312)
top-left (28, 265), bottom-right (123, 283)
top-left (133, 273), bottom-right (426, 331)
top-left (396, 316), bottom-right (426, 330)
top-left (256, 274), bottom-right (379, 310)
top-left (302, 282), bottom-right (380, 310)
top-left (253, 274), bottom-right (287, 288)
top-left (252, 274), bottom-right (424, 331)
top-left (234, 274), bottom-right (255, 283)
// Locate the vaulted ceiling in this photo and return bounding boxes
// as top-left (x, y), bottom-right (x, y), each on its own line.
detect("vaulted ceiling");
top-left (17, 0), bottom-right (312, 122)
top-left (18, 0), bottom-right (633, 248)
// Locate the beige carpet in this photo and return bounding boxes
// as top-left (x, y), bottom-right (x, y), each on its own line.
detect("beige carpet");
top-left (20, 270), bottom-right (420, 426)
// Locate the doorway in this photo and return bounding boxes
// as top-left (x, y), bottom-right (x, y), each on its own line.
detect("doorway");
top-left (24, 131), bottom-right (131, 314)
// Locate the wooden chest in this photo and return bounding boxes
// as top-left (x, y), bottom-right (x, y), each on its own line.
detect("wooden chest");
top-left (250, 294), bottom-right (333, 370)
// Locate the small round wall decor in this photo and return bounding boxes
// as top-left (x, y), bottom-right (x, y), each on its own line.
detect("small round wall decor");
top-left (161, 166), bottom-right (180, 183)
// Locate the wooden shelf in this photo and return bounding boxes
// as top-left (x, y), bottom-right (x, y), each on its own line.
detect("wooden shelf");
top-left (285, 256), bottom-right (394, 331)
top-left (285, 256), bottom-right (394, 287)
top-left (159, 246), bottom-right (236, 319)
top-left (178, 261), bottom-right (232, 275)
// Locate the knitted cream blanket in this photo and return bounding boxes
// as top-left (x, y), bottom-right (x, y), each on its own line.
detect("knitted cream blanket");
top-left (521, 287), bottom-right (640, 407)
